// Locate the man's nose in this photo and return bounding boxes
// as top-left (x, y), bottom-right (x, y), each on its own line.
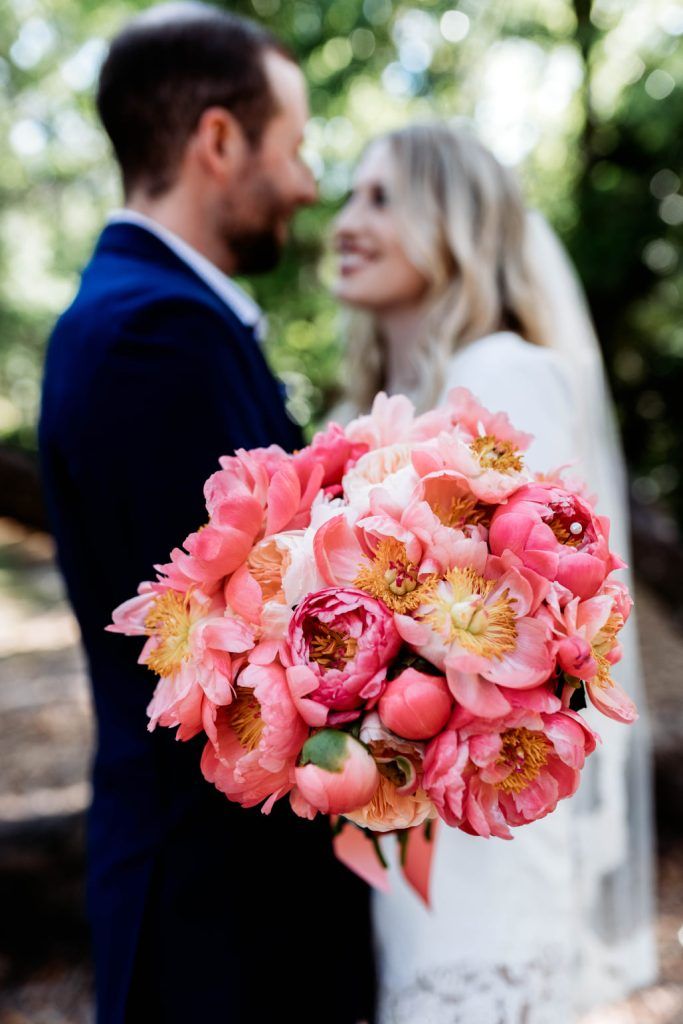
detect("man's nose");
top-left (295, 160), bottom-right (318, 207)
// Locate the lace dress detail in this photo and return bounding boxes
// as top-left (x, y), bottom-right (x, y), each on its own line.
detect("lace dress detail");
top-left (377, 950), bottom-right (574, 1024)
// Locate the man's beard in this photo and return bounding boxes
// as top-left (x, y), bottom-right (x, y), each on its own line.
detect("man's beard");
top-left (229, 225), bottom-right (283, 275)
top-left (223, 168), bottom-right (290, 275)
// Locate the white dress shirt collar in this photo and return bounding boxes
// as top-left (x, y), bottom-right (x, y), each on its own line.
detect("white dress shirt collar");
top-left (106, 208), bottom-right (266, 340)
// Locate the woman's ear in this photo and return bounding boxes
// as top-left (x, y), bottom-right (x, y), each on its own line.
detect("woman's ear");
top-left (191, 106), bottom-right (250, 182)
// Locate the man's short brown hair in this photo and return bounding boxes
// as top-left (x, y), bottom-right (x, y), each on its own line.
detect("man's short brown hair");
top-left (96, 3), bottom-right (294, 198)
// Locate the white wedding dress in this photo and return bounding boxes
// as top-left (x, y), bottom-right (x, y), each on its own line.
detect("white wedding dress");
top-left (372, 327), bottom-right (658, 1024)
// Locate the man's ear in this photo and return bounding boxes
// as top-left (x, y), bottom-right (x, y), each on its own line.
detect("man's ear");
top-left (191, 106), bottom-right (250, 182)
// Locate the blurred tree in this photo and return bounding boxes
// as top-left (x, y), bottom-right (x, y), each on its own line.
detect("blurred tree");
top-left (0, 0), bottom-right (681, 535)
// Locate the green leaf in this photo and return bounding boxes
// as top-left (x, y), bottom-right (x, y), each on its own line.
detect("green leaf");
top-left (299, 728), bottom-right (349, 771)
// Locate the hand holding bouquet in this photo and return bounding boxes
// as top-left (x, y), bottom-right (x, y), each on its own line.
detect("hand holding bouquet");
top-left (109, 388), bottom-right (637, 905)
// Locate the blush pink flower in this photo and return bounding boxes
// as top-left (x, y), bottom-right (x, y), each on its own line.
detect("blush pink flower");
top-left (423, 705), bottom-right (598, 838)
top-left (344, 391), bottom-right (418, 450)
top-left (489, 481), bottom-right (624, 600)
top-left (378, 667), bottom-right (453, 740)
top-left (397, 560), bottom-right (554, 719)
top-left (108, 582), bottom-right (255, 741)
top-left (201, 661), bottom-right (309, 812)
top-left (411, 429), bottom-right (531, 504)
top-left (283, 587), bottom-right (402, 726)
top-left (294, 728), bottom-right (380, 814)
top-left (443, 387), bottom-right (534, 451)
top-left (342, 444), bottom-right (420, 513)
top-left (409, 389), bottom-right (533, 504)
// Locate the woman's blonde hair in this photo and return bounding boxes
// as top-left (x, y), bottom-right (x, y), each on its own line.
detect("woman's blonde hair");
top-left (341, 122), bottom-right (552, 415)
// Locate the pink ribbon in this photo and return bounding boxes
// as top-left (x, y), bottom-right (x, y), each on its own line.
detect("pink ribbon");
top-left (330, 815), bottom-right (439, 909)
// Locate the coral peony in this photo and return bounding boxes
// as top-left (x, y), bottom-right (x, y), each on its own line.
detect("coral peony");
top-left (542, 584), bottom-right (638, 724)
top-left (423, 705), bottom-right (598, 838)
top-left (294, 729), bottom-right (379, 814)
top-left (201, 662), bottom-right (308, 812)
top-left (488, 481), bottom-right (624, 600)
top-left (284, 587), bottom-right (401, 724)
top-left (108, 582), bottom-right (254, 740)
top-left (378, 667), bottom-right (453, 740)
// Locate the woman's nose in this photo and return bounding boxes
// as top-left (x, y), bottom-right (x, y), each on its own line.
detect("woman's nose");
top-left (333, 196), bottom-right (363, 240)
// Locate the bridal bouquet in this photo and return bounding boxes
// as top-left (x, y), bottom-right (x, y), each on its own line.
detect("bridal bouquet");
top-left (108, 388), bottom-right (637, 905)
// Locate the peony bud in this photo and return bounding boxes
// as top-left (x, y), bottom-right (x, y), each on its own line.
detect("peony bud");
top-left (294, 729), bottom-right (379, 814)
top-left (378, 668), bottom-right (453, 740)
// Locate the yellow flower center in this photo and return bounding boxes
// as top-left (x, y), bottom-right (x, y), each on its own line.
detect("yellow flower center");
top-left (230, 685), bottom-right (264, 752)
top-left (495, 728), bottom-right (549, 793)
top-left (419, 568), bottom-right (517, 660)
top-left (308, 623), bottom-right (358, 671)
top-left (591, 611), bottom-right (624, 690)
top-left (431, 494), bottom-right (492, 530)
top-left (354, 537), bottom-right (437, 614)
top-left (143, 590), bottom-right (192, 677)
top-left (470, 435), bottom-right (524, 474)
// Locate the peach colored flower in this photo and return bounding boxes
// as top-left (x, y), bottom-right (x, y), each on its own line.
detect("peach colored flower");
top-left (342, 713), bottom-right (433, 831)
top-left (342, 775), bottom-right (435, 832)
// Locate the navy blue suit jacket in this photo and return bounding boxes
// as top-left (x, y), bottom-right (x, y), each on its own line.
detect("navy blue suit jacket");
top-left (39, 223), bottom-right (375, 1024)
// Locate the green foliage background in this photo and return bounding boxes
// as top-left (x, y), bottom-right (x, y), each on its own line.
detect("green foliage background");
top-left (1, 0), bottom-right (682, 525)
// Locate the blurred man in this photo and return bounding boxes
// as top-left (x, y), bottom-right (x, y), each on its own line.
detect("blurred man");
top-left (38, 5), bottom-right (376, 1022)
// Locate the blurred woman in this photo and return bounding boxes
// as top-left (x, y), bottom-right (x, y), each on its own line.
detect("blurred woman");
top-left (330, 122), bottom-right (657, 1024)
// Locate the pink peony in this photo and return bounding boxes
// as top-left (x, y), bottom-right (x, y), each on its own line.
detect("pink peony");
top-left (294, 729), bottom-right (380, 814)
top-left (488, 481), bottom-right (624, 600)
top-left (542, 583), bottom-right (638, 724)
top-left (378, 667), bottom-right (453, 740)
top-left (283, 587), bottom-right (401, 725)
top-left (396, 558), bottom-right (554, 719)
top-left (201, 662), bottom-right (308, 812)
top-left (410, 390), bottom-right (533, 504)
top-left (157, 446), bottom-right (323, 589)
top-left (443, 387), bottom-right (533, 452)
top-left (108, 582), bottom-right (254, 740)
top-left (293, 421), bottom-right (368, 492)
top-left (344, 392), bottom-right (418, 450)
top-left (423, 705), bottom-right (598, 838)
